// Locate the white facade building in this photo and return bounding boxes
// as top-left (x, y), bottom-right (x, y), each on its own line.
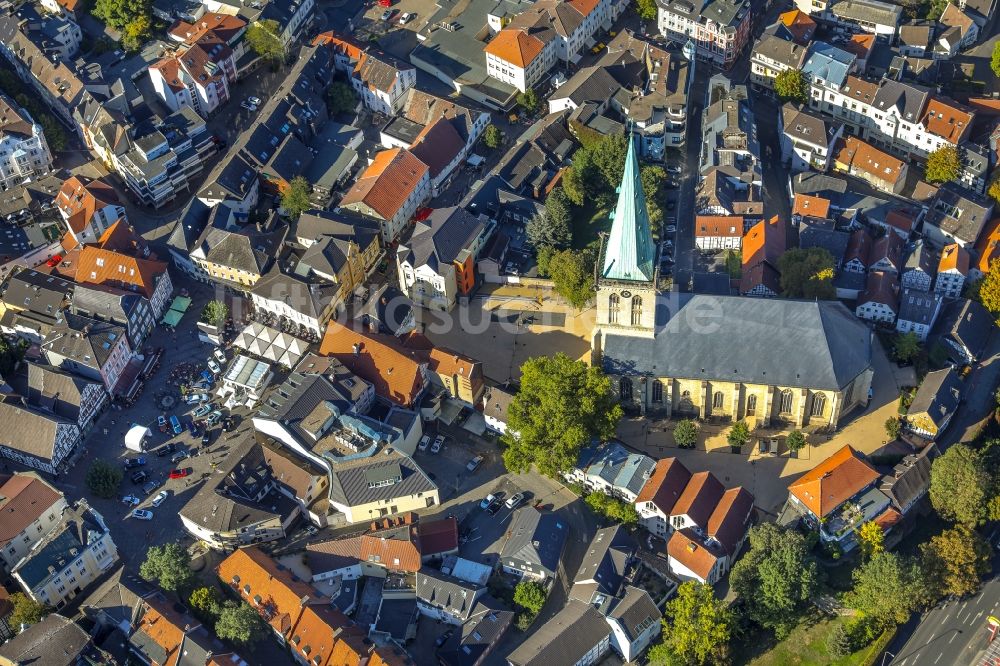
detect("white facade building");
top-left (0, 96), bottom-right (53, 191)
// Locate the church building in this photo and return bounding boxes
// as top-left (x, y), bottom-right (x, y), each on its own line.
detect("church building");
top-left (591, 134), bottom-right (874, 429)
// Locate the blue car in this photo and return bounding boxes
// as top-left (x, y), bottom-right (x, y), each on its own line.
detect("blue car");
top-left (169, 415), bottom-right (182, 435)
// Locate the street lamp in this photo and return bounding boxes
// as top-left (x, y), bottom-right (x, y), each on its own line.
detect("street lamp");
top-left (880, 652), bottom-right (894, 666)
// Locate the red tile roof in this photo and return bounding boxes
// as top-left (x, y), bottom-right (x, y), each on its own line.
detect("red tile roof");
top-left (409, 117), bottom-right (466, 178)
top-left (417, 516), bottom-right (459, 557)
top-left (168, 13), bottom-right (246, 44)
top-left (922, 97), bottom-right (974, 144)
top-left (667, 528), bottom-right (720, 581)
top-left (672, 471), bottom-right (724, 527)
top-left (845, 228), bottom-right (872, 265)
top-left (859, 270), bottom-right (899, 308)
top-left (319, 322), bottom-right (425, 406)
top-left (883, 209), bottom-right (917, 235)
top-left (834, 136), bottom-right (905, 185)
top-left (706, 487), bottom-right (754, 555)
top-left (339, 148), bottom-right (429, 222)
top-left (792, 194), bottom-right (831, 220)
top-left (938, 243), bottom-right (969, 274)
top-left (787, 445), bottom-right (881, 518)
top-left (76, 245), bottom-right (167, 299)
top-left (635, 458), bottom-right (692, 515)
top-left (55, 176), bottom-right (121, 234)
top-left (134, 597), bottom-right (189, 666)
top-left (483, 29), bottom-right (545, 68)
top-left (289, 605), bottom-right (363, 666)
top-left (695, 216), bottom-right (743, 238)
top-left (974, 218), bottom-right (1000, 273)
top-left (0, 474), bottom-right (62, 547)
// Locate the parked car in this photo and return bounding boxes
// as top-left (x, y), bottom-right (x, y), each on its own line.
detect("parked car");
top-left (665, 225), bottom-right (676, 233)
top-left (206, 410), bottom-right (223, 426)
top-left (155, 443), bottom-right (177, 457)
top-left (480, 494), bottom-right (497, 510)
top-left (121, 495), bottom-right (141, 506)
top-left (505, 492), bottom-right (525, 510)
top-left (151, 490), bottom-right (169, 507)
top-left (130, 470), bottom-right (148, 485)
top-left (380, 8), bottom-right (394, 20)
top-left (123, 457), bottom-right (145, 469)
top-left (221, 417), bottom-right (235, 432)
top-left (202, 429), bottom-right (214, 445)
top-left (666, 165), bottom-right (682, 175)
top-left (435, 629), bottom-right (454, 647)
top-left (486, 497), bottom-right (503, 515)
top-left (141, 480), bottom-right (161, 496)
top-left (207, 359), bottom-right (222, 374)
top-left (169, 468), bottom-right (193, 479)
top-left (131, 509), bottom-right (153, 521)
top-left (418, 435), bottom-right (431, 451)
top-left (466, 455), bottom-right (484, 472)
top-left (398, 11), bottom-right (414, 23)
top-left (171, 449), bottom-right (189, 464)
top-left (247, 96), bottom-right (262, 107)
top-left (240, 100), bottom-right (257, 112)
top-left (184, 393), bottom-right (201, 405)
top-left (431, 435), bottom-right (445, 454)
top-left (157, 415), bottom-right (167, 430)
top-left (169, 415), bottom-right (182, 435)
top-left (213, 348), bottom-right (226, 364)
top-left (305, 525), bottom-right (318, 536)
top-left (193, 404), bottom-right (212, 418)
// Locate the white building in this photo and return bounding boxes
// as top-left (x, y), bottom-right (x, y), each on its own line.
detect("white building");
top-left (934, 243), bottom-right (969, 299)
top-left (0, 401), bottom-right (82, 475)
top-left (149, 34), bottom-right (237, 118)
top-left (55, 175), bottom-right (125, 246)
top-left (0, 473), bottom-right (69, 572)
top-left (795, 0), bottom-right (901, 39)
top-left (895, 289), bottom-right (941, 341)
top-left (657, 0), bottom-right (753, 68)
top-left (780, 103), bottom-right (843, 173)
top-left (0, 95), bottom-right (53, 191)
top-left (322, 33), bottom-right (416, 115)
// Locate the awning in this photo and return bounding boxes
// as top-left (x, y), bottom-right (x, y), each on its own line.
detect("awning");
top-left (125, 425), bottom-right (150, 452)
top-left (161, 309), bottom-right (183, 327)
top-left (169, 296), bottom-right (193, 312)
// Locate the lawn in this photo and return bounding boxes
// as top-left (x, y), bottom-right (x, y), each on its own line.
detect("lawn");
top-left (738, 613), bottom-right (873, 666)
top-left (571, 198), bottom-right (612, 252)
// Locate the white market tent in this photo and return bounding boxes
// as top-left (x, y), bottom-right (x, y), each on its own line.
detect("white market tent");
top-left (232, 321), bottom-right (307, 368)
top-left (125, 425), bottom-right (151, 452)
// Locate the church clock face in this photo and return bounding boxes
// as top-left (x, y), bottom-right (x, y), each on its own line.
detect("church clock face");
top-left (620, 290), bottom-right (631, 298)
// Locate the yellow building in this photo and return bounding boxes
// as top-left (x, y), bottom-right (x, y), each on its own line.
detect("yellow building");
top-left (592, 133), bottom-right (873, 430)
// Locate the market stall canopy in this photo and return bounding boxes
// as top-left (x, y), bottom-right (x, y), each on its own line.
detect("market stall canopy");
top-left (125, 424), bottom-right (151, 452)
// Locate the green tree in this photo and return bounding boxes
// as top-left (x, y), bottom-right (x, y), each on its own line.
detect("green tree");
top-left (547, 249), bottom-right (594, 309)
top-left (536, 245), bottom-right (555, 278)
top-left (641, 165), bottom-right (666, 226)
top-left (634, 0), bottom-right (658, 20)
top-left (245, 20), bottom-right (285, 63)
top-left (660, 581), bottom-right (733, 666)
top-left (884, 416), bottom-right (901, 440)
top-left (925, 145), bottom-right (961, 184)
top-left (562, 149), bottom-right (598, 206)
top-left (992, 40), bottom-right (1000, 77)
top-left (189, 586), bottom-right (223, 622)
top-left (729, 524), bottom-right (820, 639)
top-left (526, 188), bottom-right (572, 250)
top-left (8, 592), bottom-right (48, 629)
top-left (894, 331), bottom-right (921, 363)
top-left (140, 542), bottom-right (195, 593)
top-left (778, 247), bottom-right (836, 299)
top-left (590, 133), bottom-right (629, 191)
top-left (516, 88), bottom-right (540, 114)
top-left (926, 0), bottom-right (950, 20)
top-left (858, 521), bottom-right (885, 561)
top-left (280, 176), bottom-right (312, 220)
top-left (326, 81), bottom-right (357, 116)
top-left (502, 353), bottom-right (623, 477)
top-left (774, 69), bottom-right (809, 104)
top-left (673, 419), bottom-right (698, 449)
top-left (215, 602), bottom-right (267, 645)
top-left (85, 459), bottom-right (122, 499)
top-left (930, 444), bottom-right (992, 525)
top-left (201, 300), bottom-right (228, 327)
top-left (920, 524), bottom-right (992, 599)
top-left (121, 14), bottom-right (151, 52)
top-left (826, 623), bottom-right (854, 658)
top-left (585, 492), bottom-right (639, 524)
top-left (848, 552), bottom-right (927, 631)
top-left (0, 336), bottom-right (26, 376)
top-left (786, 430), bottom-right (806, 454)
top-left (37, 115), bottom-right (67, 151)
top-left (977, 259), bottom-right (1000, 317)
top-left (989, 173), bottom-right (1000, 206)
top-left (93, 0), bottom-right (149, 30)
top-left (727, 421), bottom-right (750, 449)
top-left (483, 123), bottom-right (504, 149)
top-left (513, 581), bottom-right (547, 616)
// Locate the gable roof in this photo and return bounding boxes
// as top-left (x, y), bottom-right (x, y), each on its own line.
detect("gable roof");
top-left (706, 487), bottom-right (754, 554)
top-left (0, 613), bottom-right (89, 666)
top-left (792, 193), bottom-right (831, 220)
top-left (500, 508), bottom-right (567, 576)
top-left (672, 471), bottom-right (725, 526)
top-left (409, 117), bottom-right (467, 179)
top-left (401, 207), bottom-right (488, 271)
top-left (483, 28), bottom-right (546, 68)
top-left (76, 245), bottom-right (166, 299)
top-left (55, 176), bottom-right (121, 234)
top-left (0, 472), bottom-right (63, 547)
top-left (907, 367), bottom-right (962, 429)
top-left (922, 97), bottom-right (973, 144)
top-left (634, 457), bottom-right (692, 515)
top-left (695, 215), bottom-right (743, 238)
top-left (318, 322), bottom-right (425, 406)
top-left (787, 445), bottom-right (880, 517)
top-left (667, 528), bottom-right (721, 580)
top-left (834, 136), bottom-right (905, 185)
top-left (507, 601), bottom-right (611, 666)
top-left (339, 148), bottom-right (428, 221)
top-left (938, 242), bottom-right (969, 274)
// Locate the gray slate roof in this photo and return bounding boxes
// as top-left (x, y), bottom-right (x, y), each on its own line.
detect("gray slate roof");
top-left (416, 568), bottom-right (482, 621)
top-left (907, 367), bottom-right (961, 429)
top-left (872, 79), bottom-right (930, 123)
top-left (933, 298), bottom-right (991, 361)
top-left (924, 182), bottom-right (993, 245)
top-left (897, 288), bottom-right (941, 326)
top-left (13, 501), bottom-right (107, 590)
top-left (601, 295), bottom-right (872, 391)
top-left (401, 207), bottom-right (487, 271)
top-left (570, 525), bottom-right (635, 603)
top-left (507, 601), bottom-right (612, 666)
top-left (0, 399), bottom-right (76, 461)
top-left (608, 586), bottom-right (660, 642)
top-left (0, 614), bottom-right (90, 666)
top-left (438, 600), bottom-right (513, 666)
top-left (500, 508), bottom-right (568, 578)
top-left (328, 450), bottom-right (436, 508)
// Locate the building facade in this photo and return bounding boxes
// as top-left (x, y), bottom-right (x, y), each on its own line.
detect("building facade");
top-left (0, 96), bottom-right (53, 191)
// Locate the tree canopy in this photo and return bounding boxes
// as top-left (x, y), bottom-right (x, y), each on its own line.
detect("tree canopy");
top-left (786, 430), bottom-right (806, 453)
top-left (930, 444), bottom-right (992, 526)
top-left (673, 419), bottom-right (698, 449)
top-left (502, 353), bottom-right (622, 477)
top-left (326, 81), bottom-right (357, 116)
top-left (992, 41), bottom-right (1000, 78)
top-left (93, 0), bottom-right (149, 30)
top-left (526, 187), bottom-right (573, 250)
top-left (201, 300), bottom-right (228, 327)
top-left (9, 592), bottom-right (48, 628)
top-left (585, 491), bottom-right (639, 524)
top-left (634, 0), bottom-right (658, 20)
top-left (513, 580), bottom-right (547, 616)
top-left (778, 247), bottom-right (836, 299)
top-left (989, 173), bottom-right (1000, 206)
top-left (893, 331), bottom-right (921, 363)
top-left (729, 524), bottom-right (820, 639)
top-left (516, 89), bottom-right (540, 114)
top-left (85, 459), bottom-right (122, 499)
top-left (920, 524), bottom-right (992, 599)
top-left (483, 124), bottom-right (504, 149)
top-left (561, 133), bottom-right (629, 206)
top-left (976, 258), bottom-right (1000, 318)
top-left (654, 581), bottom-right (733, 666)
top-left (246, 20), bottom-right (284, 62)
top-left (140, 542), bottom-right (195, 593)
top-left (924, 145), bottom-right (961, 184)
top-left (641, 165), bottom-right (667, 226)
top-left (121, 15), bottom-right (151, 52)
top-left (727, 421), bottom-right (750, 449)
top-left (547, 249), bottom-right (594, 309)
top-left (215, 602), bottom-right (267, 645)
top-left (858, 521), bottom-right (885, 561)
top-left (189, 586), bottom-right (224, 623)
top-left (774, 70), bottom-right (809, 104)
top-left (280, 176), bottom-right (312, 220)
top-left (848, 552), bottom-right (926, 630)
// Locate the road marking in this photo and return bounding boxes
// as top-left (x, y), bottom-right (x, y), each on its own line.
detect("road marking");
top-left (934, 652), bottom-right (943, 663)
top-left (950, 632), bottom-right (959, 644)
top-left (941, 613), bottom-right (950, 625)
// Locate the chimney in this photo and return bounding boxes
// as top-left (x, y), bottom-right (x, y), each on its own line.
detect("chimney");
top-left (353, 343), bottom-right (361, 356)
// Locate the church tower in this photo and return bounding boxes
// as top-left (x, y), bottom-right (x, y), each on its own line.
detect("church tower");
top-left (593, 130), bottom-right (659, 349)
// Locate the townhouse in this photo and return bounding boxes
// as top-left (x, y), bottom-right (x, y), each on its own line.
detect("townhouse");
top-left (906, 368), bottom-right (962, 440)
top-left (740, 216), bottom-right (785, 297)
top-left (397, 207), bottom-right (494, 311)
top-left (750, 34), bottom-right (808, 93)
top-left (657, 0), bottom-right (752, 68)
top-left (0, 400), bottom-right (82, 475)
top-left (149, 31), bottom-right (238, 118)
top-left (55, 176), bottom-right (124, 246)
top-left (339, 148), bottom-right (430, 243)
top-left (0, 95), bottom-right (53, 191)
top-left (567, 441), bottom-right (656, 504)
top-left (933, 298), bottom-right (991, 365)
top-left (42, 313), bottom-right (132, 393)
top-left (856, 270), bottom-right (899, 324)
top-left (832, 135), bottom-right (907, 194)
top-left (795, 0), bottom-right (901, 40)
top-left (895, 288), bottom-right (942, 341)
top-left (318, 32), bottom-right (416, 115)
top-left (69, 283), bottom-right (156, 351)
top-left (694, 216), bottom-right (743, 250)
top-left (189, 216), bottom-right (285, 291)
top-left (485, 0), bottom-right (630, 92)
top-left (499, 508), bottom-right (567, 583)
top-left (780, 103), bottom-right (843, 173)
top-left (0, 613), bottom-right (91, 665)
top-left (11, 500), bottom-right (118, 609)
top-left (934, 243), bottom-right (969, 298)
top-left (8, 361), bottom-right (109, 434)
top-left (922, 183), bottom-right (993, 248)
top-left (128, 591), bottom-right (244, 666)
top-left (972, 217), bottom-right (1000, 281)
top-left (0, 472), bottom-right (68, 572)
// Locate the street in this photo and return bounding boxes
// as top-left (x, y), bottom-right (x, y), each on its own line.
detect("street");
top-left (884, 542), bottom-right (1000, 666)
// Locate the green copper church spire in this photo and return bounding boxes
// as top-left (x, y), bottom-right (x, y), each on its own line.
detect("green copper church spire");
top-left (601, 132), bottom-right (656, 283)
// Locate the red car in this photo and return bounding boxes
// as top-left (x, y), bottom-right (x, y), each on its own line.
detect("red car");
top-left (168, 468), bottom-right (193, 479)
